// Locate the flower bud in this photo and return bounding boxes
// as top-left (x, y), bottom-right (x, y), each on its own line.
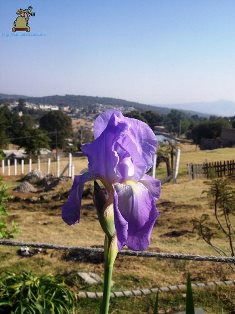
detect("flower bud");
top-left (93, 181), bottom-right (116, 240)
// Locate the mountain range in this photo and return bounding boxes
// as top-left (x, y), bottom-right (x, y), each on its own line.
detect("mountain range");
top-left (1, 93), bottom-right (234, 117)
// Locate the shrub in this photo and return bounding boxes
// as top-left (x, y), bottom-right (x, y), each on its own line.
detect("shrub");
top-left (0, 272), bottom-right (77, 313)
top-left (0, 177), bottom-right (19, 239)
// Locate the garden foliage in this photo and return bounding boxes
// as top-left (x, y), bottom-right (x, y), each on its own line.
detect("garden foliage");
top-left (0, 178), bottom-right (18, 239)
top-left (0, 272), bottom-right (76, 314)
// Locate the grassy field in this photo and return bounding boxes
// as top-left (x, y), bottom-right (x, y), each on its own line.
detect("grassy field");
top-left (1, 144), bottom-right (235, 313)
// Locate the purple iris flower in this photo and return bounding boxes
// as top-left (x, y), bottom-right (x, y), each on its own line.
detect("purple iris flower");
top-left (62, 110), bottom-right (161, 251)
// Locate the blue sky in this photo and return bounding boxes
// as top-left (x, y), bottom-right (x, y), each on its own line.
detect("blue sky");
top-left (1, 0), bottom-right (235, 106)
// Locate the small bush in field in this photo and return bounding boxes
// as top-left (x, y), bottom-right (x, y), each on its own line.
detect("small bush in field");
top-left (0, 272), bottom-right (77, 313)
top-left (193, 178), bottom-right (235, 257)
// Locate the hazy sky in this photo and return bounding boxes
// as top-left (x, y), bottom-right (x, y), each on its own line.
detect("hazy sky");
top-left (1, 0), bottom-right (235, 105)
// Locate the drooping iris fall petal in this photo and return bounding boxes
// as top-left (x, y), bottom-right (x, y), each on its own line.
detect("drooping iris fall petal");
top-left (140, 174), bottom-right (161, 199)
top-left (113, 180), bottom-right (159, 251)
top-left (62, 172), bottom-right (93, 225)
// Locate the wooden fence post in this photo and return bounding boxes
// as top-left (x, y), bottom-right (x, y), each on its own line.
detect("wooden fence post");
top-left (37, 158), bottom-right (41, 172)
top-left (1, 160), bottom-right (5, 176)
top-left (47, 158), bottom-right (51, 175)
top-left (152, 154), bottom-right (157, 178)
top-left (21, 160), bottom-right (24, 175)
top-left (173, 148), bottom-right (181, 183)
top-left (68, 153), bottom-right (72, 177)
top-left (29, 159), bottom-right (32, 172)
top-left (56, 156), bottom-right (60, 177)
top-left (7, 160), bottom-right (10, 176)
top-left (71, 165), bottom-right (75, 179)
top-left (14, 159), bottom-right (17, 176)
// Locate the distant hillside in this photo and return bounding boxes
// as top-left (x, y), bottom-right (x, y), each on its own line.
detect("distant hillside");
top-left (0, 93), bottom-right (209, 117)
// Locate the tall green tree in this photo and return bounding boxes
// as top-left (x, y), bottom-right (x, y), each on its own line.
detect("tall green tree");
top-left (39, 111), bottom-right (72, 149)
top-left (142, 111), bottom-right (163, 129)
top-left (0, 106), bottom-right (12, 148)
top-left (10, 114), bottom-right (35, 147)
top-left (21, 128), bottom-right (50, 158)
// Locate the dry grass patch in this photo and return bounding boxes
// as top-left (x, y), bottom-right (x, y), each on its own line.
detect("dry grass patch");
top-left (1, 150), bottom-right (235, 312)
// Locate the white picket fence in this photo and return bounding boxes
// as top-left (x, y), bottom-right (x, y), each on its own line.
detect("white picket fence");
top-left (1, 153), bottom-right (75, 178)
top-left (1, 151), bottom-right (181, 182)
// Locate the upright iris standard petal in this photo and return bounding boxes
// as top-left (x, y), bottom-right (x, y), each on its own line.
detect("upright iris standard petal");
top-left (113, 181), bottom-right (159, 251)
top-left (62, 172), bottom-right (93, 225)
top-left (93, 109), bottom-right (122, 139)
top-left (85, 109), bottom-right (156, 183)
top-left (82, 113), bottom-right (128, 182)
top-left (117, 118), bottom-right (157, 180)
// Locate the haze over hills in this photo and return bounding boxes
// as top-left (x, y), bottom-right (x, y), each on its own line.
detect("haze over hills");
top-left (153, 100), bottom-right (235, 117)
top-left (1, 93), bottom-right (233, 117)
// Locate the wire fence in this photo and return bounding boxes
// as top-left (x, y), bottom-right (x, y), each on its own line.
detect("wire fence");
top-left (1, 240), bottom-right (235, 299)
top-left (1, 240), bottom-right (235, 264)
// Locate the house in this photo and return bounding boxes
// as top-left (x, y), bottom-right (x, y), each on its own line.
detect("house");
top-left (3, 150), bottom-right (27, 162)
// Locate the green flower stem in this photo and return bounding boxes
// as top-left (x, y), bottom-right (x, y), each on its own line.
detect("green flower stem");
top-left (100, 235), bottom-right (117, 314)
top-left (94, 181), bottom-right (117, 313)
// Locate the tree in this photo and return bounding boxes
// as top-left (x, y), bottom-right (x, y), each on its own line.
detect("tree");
top-left (142, 111), bottom-right (163, 129)
top-left (39, 111), bottom-right (72, 149)
top-left (0, 106), bottom-right (13, 148)
top-left (191, 119), bottom-right (230, 145)
top-left (10, 114), bottom-right (35, 148)
top-left (125, 110), bottom-right (163, 130)
top-left (21, 128), bottom-right (50, 157)
top-left (125, 111), bottom-right (148, 123)
top-left (17, 99), bottom-right (26, 113)
top-left (231, 116), bottom-right (235, 128)
top-left (164, 110), bottom-right (185, 135)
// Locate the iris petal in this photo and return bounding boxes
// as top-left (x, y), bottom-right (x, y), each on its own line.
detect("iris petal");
top-left (92, 110), bottom-right (157, 182)
top-left (94, 109), bottom-right (122, 139)
top-left (113, 190), bottom-right (128, 251)
top-left (114, 181), bottom-right (159, 250)
top-left (140, 174), bottom-right (161, 199)
top-left (62, 172), bottom-right (93, 225)
top-left (117, 118), bottom-right (157, 180)
top-left (82, 113), bottom-right (128, 182)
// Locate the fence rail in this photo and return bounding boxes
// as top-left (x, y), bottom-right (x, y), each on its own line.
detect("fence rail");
top-left (188, 160), bottom-right (235, 180)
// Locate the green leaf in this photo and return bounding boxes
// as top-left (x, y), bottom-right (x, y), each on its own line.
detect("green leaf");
top-left (186, 274), bottom-right (195, 314)
top-left (153, 292), bottom-right (159, 314)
